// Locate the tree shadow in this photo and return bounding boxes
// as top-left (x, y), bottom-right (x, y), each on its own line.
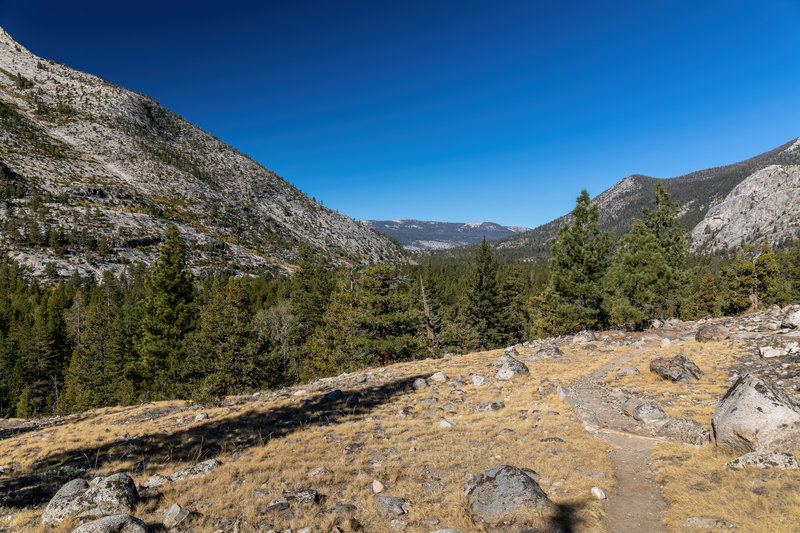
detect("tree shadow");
top-left (553, 498), bottom-right (592, 533)
top-left (0, 374), bottom-right (425, 509)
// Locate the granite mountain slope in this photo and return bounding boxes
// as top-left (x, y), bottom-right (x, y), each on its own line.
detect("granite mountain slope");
top-left (0, 27), bottom-right (406, 279)
top-left (431, 138), bottom-right (800, 262)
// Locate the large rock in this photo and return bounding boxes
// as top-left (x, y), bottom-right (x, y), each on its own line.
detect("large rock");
top-left (143, 458), bottom-right (222, 489)
top-left (42, 474), bottom-right (139, 526)
top-left (695, 324), bottom-right (730, 342)
top-left (465, 465), bottom-right (559, 532)
top-left (649, 354), bottom-right (703, 383)
top-left (782, 308), bottom-right (800, 329)
top-left (495, 355), bottom-right (530, 381)
top-left (163, 503), bottom-right (192, 528)
top-left (630, 401), bottom-right (669, 426)
top-left (71, 514), bottom-right (147, 533)
top-left (712, 374), bottom-right (800, 454)
top-left (726, 451), bottom-right (800, 470)
top-left (657, 417), bottom-right (711, 446)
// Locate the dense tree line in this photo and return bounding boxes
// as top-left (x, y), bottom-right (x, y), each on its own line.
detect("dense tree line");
top-left (2, 184), bottom-right (800, 418)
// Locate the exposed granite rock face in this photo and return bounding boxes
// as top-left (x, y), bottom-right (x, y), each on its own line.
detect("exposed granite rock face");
top-left (0, 27), bottom-right (406, 280)
top-left (691, 164), bottom-right (800, 252)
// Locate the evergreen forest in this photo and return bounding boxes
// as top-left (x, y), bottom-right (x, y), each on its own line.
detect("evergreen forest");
top-left (2, 184), bottom-right (799, 418)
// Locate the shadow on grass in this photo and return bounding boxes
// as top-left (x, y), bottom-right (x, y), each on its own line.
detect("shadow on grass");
top-left (0, 374), bottom-right (425, 509)
top-left (553, 499), bottom-right (592, 533)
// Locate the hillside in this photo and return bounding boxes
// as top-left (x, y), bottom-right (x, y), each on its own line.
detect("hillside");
top-left (429, 138), bottom-right (800, 263)
top-left (360, 219), bottom-right (530, 250)
top-left (0, 27), bottom-right (406, 279)
top-left (2, 307), bottom-right (800, 531)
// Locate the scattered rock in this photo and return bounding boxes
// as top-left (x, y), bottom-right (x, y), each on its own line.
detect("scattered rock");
top-left (163, 503), bottom-right (192, 528)
top-left (759, 346), bottom-right (786, 359)
top-left (283, 488), bottom-right (319, 504)
top-left (355, 375), bottom-right (368, 383)
top-left (572, 330), bottom-right (598, 344)
top-left (429, 371), bottom-right (448, 383)
top-left (470, 374), bottom-right (489, 386)
top-left (165, 459), bottom-right (222, 483)
top-left (474, 401), bottom-right (505, 413)
top-left (372, 480), bottom-right (385, 494)
top-left (782, 308), bottom-right (800, 329)
top-left (465, 465), bottom-right (557, 532)
top-left (725, 451), bottom-right (800, 470)
top-left (439, 419), bottom-right (456, 428)
top-left (193, 411), bottom-right (208, 422)
top-left (631, 401), bottom-right (669, 426)
top-left (684, 516), bottom-right (740, 530)
top-left (375, 496), bottom-right (409, 516)
top-left (695, 325), bottom-right (730, 342)
top-left (660, 337), bottom-right (672, 348)
top-left (345, 394), bottom-right (360, 408)
top-left (495, 355), bottom-right (530, 381)
top-left (308, 466), bottom-right (332, 478)
top-left (657, 417), bottom-right (711, 446)
top-left (324, 390), bottom-right (345, 401)
top-left (590, 487), bottom-right (606, 500)
top-left (413, 378), bottom-right (428, 390)
top-left (530, 346), bottom-right (563, 359)
top-left (649, 353), bottom-right (703, 382)
top-left (712, 374), bottom-right (800, 454)
top-left (71, 514), bottom-right (147, 533)
top-left (557, 386), bottom-right (570, 400)
top-left (504, 346), bottom-right (519, 356)
top-left (614, 366), bottom-right (640, 377)
top-left (42, 474), bottom-right (139, 527)
top-left (391, 518), bottom-right (408, 530)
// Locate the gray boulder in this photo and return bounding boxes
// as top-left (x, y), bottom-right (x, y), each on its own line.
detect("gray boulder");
top-left (163, 503), bottom-right (192, 528)
top-left (530, 346), bottom-right (563, 360)
top-left (71, 514), bottom-right (147, 533)
top-left (413, 378), bottom-right (428, 390)
top-left (712, 374), bottom-right (800, 454)
top-left (726, 451), bottom-right (800, 470)
top-left (695, 324), bottom-right (730, 342)
top-left (375, 496), bottom-right (410, 516)
top-left (42, 474), bottom-right (139, 526)
top-left (782, 308), bottom-right (800, 329)
top-left (649, 353), bottom-right (703, 383)
top-left (657, 417), bottom-right (711, 446)
top-left (630, 401), bottom-right (669, 426)
top-left (144, 459), bottom-right (221, 489)
top-left (614, 366), bottom-right (640, 377)
top-left (465, 465), bottom-right (559, 532)
top-left (495, 355), bottom-right (530, 381)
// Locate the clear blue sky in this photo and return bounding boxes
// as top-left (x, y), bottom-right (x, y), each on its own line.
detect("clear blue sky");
top-left (2, 1), bottom-right (799, 227)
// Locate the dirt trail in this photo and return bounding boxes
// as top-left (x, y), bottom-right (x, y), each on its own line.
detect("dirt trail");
top-left (564, 348), bottom-right (668, 533)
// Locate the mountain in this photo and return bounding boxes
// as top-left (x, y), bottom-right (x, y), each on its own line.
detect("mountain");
top-left (429, 137), bottom-right (800, 262)
top-left (0, 27), bottom-right (406, 279)
top-left (360, 219), bottom-right (530, 250)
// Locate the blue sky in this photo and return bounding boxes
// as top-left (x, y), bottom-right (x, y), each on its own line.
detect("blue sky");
top-left (2, 1), bottom-right (799, 227)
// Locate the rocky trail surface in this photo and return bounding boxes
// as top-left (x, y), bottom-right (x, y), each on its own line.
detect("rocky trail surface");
top-left (564, 346), bottom-right (668, 533)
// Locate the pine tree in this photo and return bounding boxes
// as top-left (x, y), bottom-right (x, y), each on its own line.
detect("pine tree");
top-left (683, 266), bottom-right (719, 319)
top-left (288, 243), bottom-right (332, 346)
top-left (722, 243), bottom-right (780, 315)
top-left (604, 221), bottom-right (671, 328)
top-left (549, 190), bottom-right (611, 331)
top-left (787, 238), bottom-right (800, 303)
top-left (464, 238), bottom-right (506, 349)
top-left (132, 224), bottom-right (195, 399)
top-left (640, 182), bottom-right (689, 316)
top-left (307, 266), bottom-right (425, 377)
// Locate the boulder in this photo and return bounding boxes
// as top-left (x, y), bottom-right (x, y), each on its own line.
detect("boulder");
top-left (630, 401), bottom-right (669, 426)
top-left (474, 401), bottom-right (505, 413)
top-left (572, 330), bottom-right (598, 344)
top-left (782, 308), bottom-right (800, 329)
top-left (614, 366), bottom-right (640, 377)
top-left (163, 503), bottom-right (192, 528)
top-left (657, 417), bottom-right (711, 446)
top-left (375, 496), bottom-right (409, 516)
top-left (164, 458), bottom-right (221, 482)
top-left (429, 371), bottom-right (448, 383)
top-left (413, 378), bottom-right (428, 390)
top-left (42, 474), bottom-right (139, 527)
top-left (465, 465), bottom-right (559, 532)
top-left (712, 374), bottom-right (800, 454)
top-left (495, 355), bottom-right (529, 381)
top-left (649, 354), bottom-right (703, 383)
top-left (71, 514), bottom-right (147, 533)
top-left (695, 325), bottom-right (730, 342)
top-left (504, 346), bottom-right (519, 356)
top-left (470, 374), bottom-right (489, 386)
top-left (590, 487), bottom-right (606, 500)
top-left (725, 451), bottom-right (800, 470)
top-left (530, 346), bottom-right (563, 360)
top-left (759, 346), bottom-right (786, 359)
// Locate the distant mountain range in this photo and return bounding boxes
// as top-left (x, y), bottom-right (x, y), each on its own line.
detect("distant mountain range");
top-left (360, 220), bottom-right (530, 250)
top-left (429, 137), bottom-right (800, 262)
top-left (0, 26), bottom-right (406, 279)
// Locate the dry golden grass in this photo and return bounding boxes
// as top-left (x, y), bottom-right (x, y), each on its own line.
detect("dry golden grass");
top-left (652, 441), bottom-right (800, 532)
top-left (1, 346), bottom-right (615, 532)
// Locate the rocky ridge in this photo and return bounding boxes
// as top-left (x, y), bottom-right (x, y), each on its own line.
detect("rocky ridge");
top-left (360, 220), bottom-right (530, 251)
top-left (0, 27), bottom-right (406, 279)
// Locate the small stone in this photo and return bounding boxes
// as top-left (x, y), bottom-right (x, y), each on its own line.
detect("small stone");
top-left (375, 496), bottom-right (409, 516)
top-left (759, 346), bottom-right (785, 358)
top-left (71, 514), bottom-right (148, 533)
top-left (615, 366), bottom-right (640, 377)
top-left (324, 390), bottom-right (345, 401)
top-left (725, 451), bottom-right (799, 470)
top-left (163, 503), bottom-right (192, 528)
top-left (372, 480), bottom-right (385, 494)
top-left (391, 518), bottom-right (409, 530)
top-left (439, 419), bottom-right (455, 428)
top-left (194, 411), bottom-right (209, 422)
top-left (413, 378), bottom-right (428, 390)
top-left (430, 371), bottom-right (448, 382)
top-left (308, 466), bottom-right (332, 478)
top-left (695, 324), bottom-right (730, 342)
top-left (685, 517), bottom-right (740, 530)
top-left (591, 487), bottom-right (606, 500)
top-left (470, 374), bottom-right (489, 386)
top-left (660, 337), bottom-right (672, 348)
top-left (345, 394), bottom-right (360, 408)
top-left (356, 375), bottom-right (367, 383)
top-left (474, 401), bottom-right (505, 413)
